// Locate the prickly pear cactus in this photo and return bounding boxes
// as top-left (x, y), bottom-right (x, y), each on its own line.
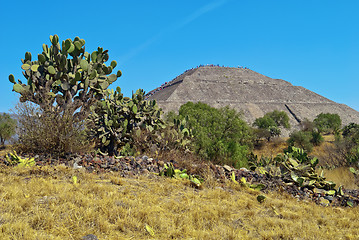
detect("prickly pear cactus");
top-left (9, 35), bottom-right (121, 120)
top-left (89, 87), bottom-right (165, 156)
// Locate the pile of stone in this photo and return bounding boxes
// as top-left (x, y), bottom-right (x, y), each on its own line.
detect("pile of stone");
top-left (212, 164), bottom-right (359, 207)
top-left (1, 153), bottom-right (358, 207)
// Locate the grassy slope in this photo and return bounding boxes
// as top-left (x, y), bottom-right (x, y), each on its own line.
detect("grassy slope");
top-left (0, 165), bottom-right (358, 240)
top-left (0, 136), bottom-right (358, 239)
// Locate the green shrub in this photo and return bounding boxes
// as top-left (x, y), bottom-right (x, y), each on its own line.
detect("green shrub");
top-left (177, 102), bottom-right (253, 168)
top-left (310, 130), bottom-right (324, 146)
top-left (253, 115), bottom-right (276, 130)
top-left (314, 113), bottom-right (342, 134)
top-left (342, 123), bottom-right (359, 144)
top-left (265, 110), bottom-right (291, 129)
top-left (0, 113), bottom-right (16, 146)
top-left (287, 130), bottom-right (313, 152)
top-left (253, 110), bottom-right (290, 141)
top-left (337, 123), bottom-right (359, 165)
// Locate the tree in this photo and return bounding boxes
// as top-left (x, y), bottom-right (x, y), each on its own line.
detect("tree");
top-left (314, 113), bottom-right (342, 134)
top-left (342, 123), bottom-right (359, 143)
top-left (253, 115), bottom-right (276, 129)
top-left (0, 113), bottom-right (16, 146)
top-left (9, 35), bottom-right (121, 121)
top-left (253, 110), bottom-right (290, 141)
top-left (266, 110), bottom-right (291, 129)
top-left (178, 102), bottom-right (253, 168)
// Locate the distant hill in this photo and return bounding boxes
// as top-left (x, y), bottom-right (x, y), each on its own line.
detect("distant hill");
top-left (145, 66), bottom-right (359, 127)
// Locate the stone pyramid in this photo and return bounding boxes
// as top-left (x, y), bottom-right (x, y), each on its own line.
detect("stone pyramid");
top-left (145, 66), bottom-right (359, 127)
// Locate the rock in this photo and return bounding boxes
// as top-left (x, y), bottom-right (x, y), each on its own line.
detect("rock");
top-left (73, 162), bottom-right (83, 170)
top-left (141, 169), bottom-right (149, 174)
top-left (324, 195), bottom-right (334, 202)
top-left (319, 197), bottom-right (330, 207)
top-left (36, 196), bottom-right (56, 204)
top-left (100, 164), bottom-right (108, 169)
top-left (216, 166), bottom-right (225, 178)
top-left (82, 234), bottom-right (98, 240)
top-left (313, 188), bottom-right (326, 194)
top-left (223, 165), bottom-right (233, 172)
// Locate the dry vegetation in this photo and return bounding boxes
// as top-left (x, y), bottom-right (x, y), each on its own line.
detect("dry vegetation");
top-left (253, 135), bottom-right (359, 190)
top-left (0, 135), bottom-right (358, 239)
top-left (0, 165), bottom-right (358, 240)
top-left (253, 137), bottom-right (289, 158)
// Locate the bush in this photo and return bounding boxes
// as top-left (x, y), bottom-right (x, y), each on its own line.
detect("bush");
top-left (300, 118), bottom-right (315, 132)
top-left (314, 113), bottom-right (342, 134)
top-left (342, 123), bottom-right (359, 144)
top-left (287, 130), bottom-right (313, 152)
top-left (13, 102), bottom-right (90, 156)
top-left (253, 128), bottom-right (271, 147)
top-left (131, 116), bottom-right (193, 156)
top-left (265, 110), bottom-right (291, 129)
top-left (253, 115), bottom-right (276, 130)
top-left (334, 123), bottom-right (359, 166)
top-left (0, 113), bottom-right (17, 146)
top-left (178, 102), bottom-right (253, 168)
top-left (310, 130), bottom-right (324, 146)
top-left (253, 110), bottom-right (290, 141)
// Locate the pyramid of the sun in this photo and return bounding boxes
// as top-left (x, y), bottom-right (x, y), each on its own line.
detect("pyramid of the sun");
top-left (145, 66), bottom-right (359, 126)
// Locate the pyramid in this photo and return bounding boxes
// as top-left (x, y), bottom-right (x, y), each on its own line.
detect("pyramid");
top-left (145, 66), bottom-right (359, 127)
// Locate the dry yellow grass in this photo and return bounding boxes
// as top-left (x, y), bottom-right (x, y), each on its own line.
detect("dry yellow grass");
top-left (0, 145), bottom-right (13, 157)
top-left (0, 165), bottom-right (358, 240)
top-left (254, 135), bottom-right (336, 161)
top-left (317, 167), bottom-right (359, 190)
top-left (311, 135), bottom-right (336, 163)
top-left (253, 138), bottom-right (288, 158)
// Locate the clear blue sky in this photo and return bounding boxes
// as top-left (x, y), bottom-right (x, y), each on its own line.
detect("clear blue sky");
top-left (1, 0), bottom-right (358, 113)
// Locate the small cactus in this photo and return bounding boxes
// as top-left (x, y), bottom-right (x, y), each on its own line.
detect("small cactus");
top-left (88, 87), bottom-right (165, 156)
